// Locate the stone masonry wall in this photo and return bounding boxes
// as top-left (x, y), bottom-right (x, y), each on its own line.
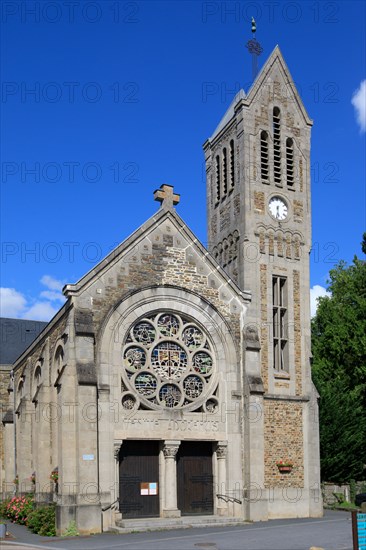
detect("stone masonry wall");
top-left (264, 400), bottom-right (304, 488)
top-left (91, 228), bottom-right (242, 346)
top-left (260, 264), bottom-right (269, 391)
top-left (293, 270), bottom-right (302, 395)
top-left (0, 366), bottom-right (11, 486)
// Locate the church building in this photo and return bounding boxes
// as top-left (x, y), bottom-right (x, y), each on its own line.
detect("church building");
top-left (1, 45), bottom-right (322, 534)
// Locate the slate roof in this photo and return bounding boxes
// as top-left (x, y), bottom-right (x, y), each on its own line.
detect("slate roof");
top-left (0, 318), bottom-right (48, 365)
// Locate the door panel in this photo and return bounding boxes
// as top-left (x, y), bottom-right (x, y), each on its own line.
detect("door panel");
top-left (119, 440), bottom-right (159, 518)
top-left (177, 441), bottom-right (213, 515)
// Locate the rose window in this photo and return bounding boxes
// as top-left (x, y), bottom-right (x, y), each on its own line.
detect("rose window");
top-left (122, 312), bottom-right (216, 410)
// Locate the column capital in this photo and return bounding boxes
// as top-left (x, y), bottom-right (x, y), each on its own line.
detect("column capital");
top-left (163, 440), bottom-right (180, 458)
top-left (216, 441), bottom-right (228, 459)
top-left (114, 440), bottom-right (123, 460)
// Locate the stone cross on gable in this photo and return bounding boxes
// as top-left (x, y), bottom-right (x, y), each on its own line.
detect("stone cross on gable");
top-left (153, 184), bottom-right (180, 210)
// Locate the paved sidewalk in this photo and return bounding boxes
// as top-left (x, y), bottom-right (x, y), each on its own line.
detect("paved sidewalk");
top-left (0, 545), bottom-right (59, 550)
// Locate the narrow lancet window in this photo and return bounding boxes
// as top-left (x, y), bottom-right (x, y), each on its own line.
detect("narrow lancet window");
top-left (260, 131), bottom-right (269, 182)
top-left (229, 139), bottom-right (235, 189)
top-left (215, 155), bottom-right (221, 202)
top-left (273, 107), bottom-right (281, 185)
top-left (222, 148), bottom-right (228, 196)
top-left (272, 276), bottom-right (288, 371)
top-left (286, 138), bottom-right (294, 187)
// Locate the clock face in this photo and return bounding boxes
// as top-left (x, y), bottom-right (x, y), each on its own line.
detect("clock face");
top-left (269, 196), bottom-right (288, 220)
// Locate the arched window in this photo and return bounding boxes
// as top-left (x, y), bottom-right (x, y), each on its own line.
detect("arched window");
top-left (18, 378), bottom-right (24, 397)
top-left (229, 140), bottom-right (235, 189)
top-left (55, 346), bottom-right (64, 371)
top-left (232, 230), bottom-right (239, 259)
top-left (218, 242), bottom-right (223, 265)
top-left (272, 275), bottom-right (288, 372)
top-left (222, 148), bottom-right (228, 196)
top-left (273, 107), bottom-right (281, 185)
top-left (222, 239), bottom-right (228, 266)
top-left (16, 376), bottom-right (25, 410)
top-left (34, 365), bottom-right (42, 387)
top-left (215, 155), bottom-right (221, 202)
top-left (286, 138), bottom-right (294, 187)
top-left (260, 131), bottom-right (269, 182)
top-left (121, 312), bottom-right (215, 411)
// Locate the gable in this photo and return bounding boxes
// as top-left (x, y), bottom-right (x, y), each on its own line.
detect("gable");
top-left (64, 208), bottom-right (250, 332)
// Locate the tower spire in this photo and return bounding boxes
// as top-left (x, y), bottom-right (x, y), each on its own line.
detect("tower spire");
top-left (245, 18), bottom-right (263, 83)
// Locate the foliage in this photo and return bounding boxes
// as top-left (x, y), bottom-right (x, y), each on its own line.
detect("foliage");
top-left (350, 479), bottom-right (357, 503)
top-left (312, 252), bottom-right (366, 482)
top-left (50, 469), bottom-right (58, 482)
top-left (0, 496), bottom-right (55, 537)
top-left (332, 501), bottom-right (358, 511)
top-left (333, 492), bottom-right (345, 504)
top-left (1, 495), bottom-right (34, 525)
top-left (61, 520), bottom-right (79, 537)
top-left (0, 499), bottom-right (10, 519)
top-left (27, 505), bottom-right (56, 537)
top-left (276, 460), bottom-right (293, 467)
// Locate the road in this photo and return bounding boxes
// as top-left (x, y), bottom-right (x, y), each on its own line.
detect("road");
top-left (1, 510), bottom-right (353, 550)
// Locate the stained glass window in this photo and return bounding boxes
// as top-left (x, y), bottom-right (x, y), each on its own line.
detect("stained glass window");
top-left (123, 347), bottom-right (146, 371)
top-left (121, 312), bottom-right (216, 410)
top-left (193, 352), bottom-right (213, 376)
top-left (183, 375), bottom-right (204, 399)
top-left (151, 342), bottom-right (187, 380)
top-left (133, 321), bottom-right (156, 345)
top-left (159, 384), bottom-right (182, 408)
top-left (135, 373), bottom-right (157, 396)
top-left (182, 326), bottom-right (204, 349)
top-left (157, 314), bottom-right (180, 337)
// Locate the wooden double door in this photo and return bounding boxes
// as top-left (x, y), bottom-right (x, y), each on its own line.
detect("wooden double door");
top-left (119, 440), bottom-right (214, 518)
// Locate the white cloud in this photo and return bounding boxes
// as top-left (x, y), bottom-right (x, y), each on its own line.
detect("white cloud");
top-left (40, 290), bottom-right (64, 302)
top-left (0, 287), bottom-right (27, 317)
top-left (40, 275), bottom-right (65, 291)
top-left (351, 79), bottom-right (366, 132)
top-left (310, 285), bottom-right (330, 317)
top-left (0, 275), bottom-right (66, 322)
top-left (23, 302), bottom-right (59, 321)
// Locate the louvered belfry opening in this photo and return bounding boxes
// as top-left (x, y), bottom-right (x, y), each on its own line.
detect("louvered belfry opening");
top-left (229, 139), bottom-right (235, 189)
top-left (273, 107), bottom-right (281, 185)
top-left (286, 137), bottom-right (294, 187)
top-left (215, 154), bottom-right (221, 202)
top-left (222, 147), bottom-right (228, 196)
top-left (260, 130), bottom-right (269, 182)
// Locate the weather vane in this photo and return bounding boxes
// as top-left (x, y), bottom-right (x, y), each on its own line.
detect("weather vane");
top-left (246, 18), bottom-right (263, 82)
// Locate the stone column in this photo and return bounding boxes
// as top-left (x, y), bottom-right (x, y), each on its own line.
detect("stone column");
top-left (162, 440), bottom-right (180, 518)
top-left (114, 440), bottom-right (122, 501)
top-left (113, 440), bottom-right (122, 521)
top-left (216, 441), bottom-right (228, 516)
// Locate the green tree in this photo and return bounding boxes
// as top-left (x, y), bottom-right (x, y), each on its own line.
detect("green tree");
top-left (311, 252), bottom-right (366, 482)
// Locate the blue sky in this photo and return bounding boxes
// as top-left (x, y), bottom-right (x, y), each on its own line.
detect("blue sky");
top-left (1, 0), bottom-right (365, 320)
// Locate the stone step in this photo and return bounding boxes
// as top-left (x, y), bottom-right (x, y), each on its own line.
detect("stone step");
top-left (112, 515), bottom-right (248, 533)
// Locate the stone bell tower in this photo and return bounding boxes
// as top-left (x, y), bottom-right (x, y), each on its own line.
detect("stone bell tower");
top-left (203, 41), bottom-right (322, 517)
